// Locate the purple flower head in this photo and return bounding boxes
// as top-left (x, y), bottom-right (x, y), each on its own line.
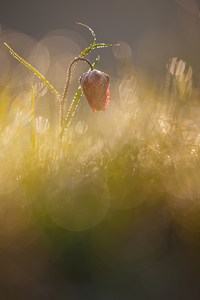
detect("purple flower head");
top-left (80, 69), bottom-right (110, 112)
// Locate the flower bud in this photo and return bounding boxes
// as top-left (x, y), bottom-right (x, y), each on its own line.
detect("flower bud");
top-left (80, 70), bottom-right (110, 112)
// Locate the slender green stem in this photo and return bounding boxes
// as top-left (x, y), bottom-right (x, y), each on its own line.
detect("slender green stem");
top-left (59, 57), bottom-right (93, 131)
top-left (59, 56), bottom-right (100, 143)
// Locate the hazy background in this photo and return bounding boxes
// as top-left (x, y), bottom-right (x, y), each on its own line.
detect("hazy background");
top-left (1, 0), bottom-right (200, 79)
top-left (1, 1), bottom-right (200, 300)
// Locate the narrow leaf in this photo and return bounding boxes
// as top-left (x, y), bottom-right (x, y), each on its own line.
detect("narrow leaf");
top-left (4, 43), bottom-right (61, 101)
top-left (79, 46), bottom-right (93, 58)
top-left (76, 22), bottom-right (96, 58)
top-left (93, 43), bottom-right (117, 49)
top-left (60, 87), bottom-right (83, 141)
top-left (92, 55), bottom-right (100, 69)
top-left (76, 22), bottom-right (96, 47)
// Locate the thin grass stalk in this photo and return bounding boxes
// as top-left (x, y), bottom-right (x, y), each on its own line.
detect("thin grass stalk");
top-left (31, 85), bottom-right (36, 151)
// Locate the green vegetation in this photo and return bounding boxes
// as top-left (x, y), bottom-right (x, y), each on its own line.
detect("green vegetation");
top-left (0, 23), bottom-right (200, 295)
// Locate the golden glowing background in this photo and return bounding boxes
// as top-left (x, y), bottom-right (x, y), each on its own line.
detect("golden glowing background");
top-left (0, 0), bottom-right (200, 299)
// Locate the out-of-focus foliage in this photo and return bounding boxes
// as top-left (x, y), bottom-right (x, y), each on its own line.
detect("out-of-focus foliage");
top-left (1, 27), bottom-right (200, 299)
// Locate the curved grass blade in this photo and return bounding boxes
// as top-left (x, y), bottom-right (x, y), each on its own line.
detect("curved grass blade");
top-left (76, 22), bottom-right (96, 58)
top-left (76, 24), bottom-right (119, 57)
top-left (4, 43), bottom-right (61, 101)
top-left (76, 22), bottom-right (96, 46)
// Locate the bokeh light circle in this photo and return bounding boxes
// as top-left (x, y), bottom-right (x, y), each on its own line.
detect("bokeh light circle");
top-left (45, 176), bottom-right (110, 231)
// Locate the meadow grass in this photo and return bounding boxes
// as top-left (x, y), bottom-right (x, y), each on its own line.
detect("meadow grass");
top-left (0, 25), bottom-right (200, 295)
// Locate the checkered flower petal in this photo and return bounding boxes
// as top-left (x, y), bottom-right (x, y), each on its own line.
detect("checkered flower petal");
top-left (80, 70), bottom-right (110, 112)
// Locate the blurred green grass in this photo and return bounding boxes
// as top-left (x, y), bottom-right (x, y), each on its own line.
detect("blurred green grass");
top-left (1, 33), bottom-right (200, 299)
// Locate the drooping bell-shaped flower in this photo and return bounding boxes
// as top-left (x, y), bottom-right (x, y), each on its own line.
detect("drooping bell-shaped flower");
top-left (80, 69), bottom-right (110, 112)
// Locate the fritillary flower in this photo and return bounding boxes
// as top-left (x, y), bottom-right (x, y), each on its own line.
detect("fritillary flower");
top-left (80, 70), bottom-right (110, 112)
